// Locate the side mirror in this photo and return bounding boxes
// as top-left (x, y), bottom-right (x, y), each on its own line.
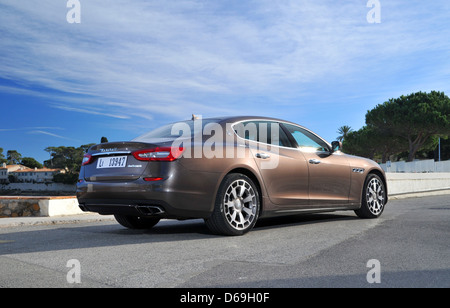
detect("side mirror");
top-left (331, 141), bottom-right (342, 153)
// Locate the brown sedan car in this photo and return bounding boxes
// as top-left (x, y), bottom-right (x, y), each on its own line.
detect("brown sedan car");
top-left (77, 116), bottom-right (387, 235)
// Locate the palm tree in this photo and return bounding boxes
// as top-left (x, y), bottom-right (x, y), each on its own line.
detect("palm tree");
top-left (337, 125), bottom-right (353, 142)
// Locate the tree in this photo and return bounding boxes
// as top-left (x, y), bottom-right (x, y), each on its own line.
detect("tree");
top-left (44, 144), bottom-right (94, 184)
top-left (336, 125), bottom-right (353, 142)
top-left (0, 148), bottom-right (6, 164)
top-left (366, 91), bottom-right (450, 161)
top-left (100, 136), bottom-right (109, 143)
top-left (343, 126), bottom-right (377, 159)
top-left (436, 136), bottom-right (450, 161)
top-left (21, 157), bottom-right (43, 169)
top-left (343, 126), bottom-right (407, 163)
top-left (7, 150), bottom-right (22, 165)
top-left (44, 146), bottom-right (83, 172)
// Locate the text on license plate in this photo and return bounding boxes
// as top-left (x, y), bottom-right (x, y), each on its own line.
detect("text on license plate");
top-left (97, 156), bottom-right (127, 169)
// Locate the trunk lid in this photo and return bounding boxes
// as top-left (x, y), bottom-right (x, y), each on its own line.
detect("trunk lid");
top-left (83, 141), bottom-right (159, 182)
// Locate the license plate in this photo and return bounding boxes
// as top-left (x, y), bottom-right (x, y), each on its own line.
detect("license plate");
top-left (96, 156), bottom-right (127, 169)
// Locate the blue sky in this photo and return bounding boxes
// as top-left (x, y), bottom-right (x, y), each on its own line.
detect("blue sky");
top-left (1, 0), bottom-right (449, 164)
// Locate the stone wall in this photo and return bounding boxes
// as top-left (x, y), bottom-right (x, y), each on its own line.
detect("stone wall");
top-left (0, 196), bottom-right (81, 217)
top-left (0, 197), bottom-right (42, 217)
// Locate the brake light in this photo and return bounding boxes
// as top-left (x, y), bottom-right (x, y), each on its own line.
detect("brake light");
top-left (143, 177), bottom-right (164, 182)
top-left (82, 154), bottom-right (93, 166)
top-left (133, 147), bottom-right (184, 162)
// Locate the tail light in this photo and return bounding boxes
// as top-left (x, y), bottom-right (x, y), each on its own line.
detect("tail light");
top-left (143, 177), bottom-right (164, 182)
top-left (81, 153), bottom-right (93, 166)
top-left (133, 147), bottom-right (184, 162)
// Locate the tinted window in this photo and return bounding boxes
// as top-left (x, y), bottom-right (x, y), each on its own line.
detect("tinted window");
top-left (234, 121), bottom-right (293, 147)
top-left (282, 123), bottom-right (329, 152)
top-left (134, 119), bottom-right (220, 142)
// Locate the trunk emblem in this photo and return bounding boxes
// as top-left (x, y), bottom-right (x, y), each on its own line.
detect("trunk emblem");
top-left (101, 148), bottom-right (118, 152)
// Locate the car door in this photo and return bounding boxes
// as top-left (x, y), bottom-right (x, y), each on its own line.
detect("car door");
top-left (281, 123), bottom-right (351, 206)
top-left (234, 120), bottom-right (310, 208)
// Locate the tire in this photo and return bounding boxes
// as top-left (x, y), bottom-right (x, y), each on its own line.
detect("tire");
top-left (355, 174), bottom-right (386, 219)
top-left (114, 214), bottom-right (160, 229)
top-left (205, 173), bottom-right (261, 236)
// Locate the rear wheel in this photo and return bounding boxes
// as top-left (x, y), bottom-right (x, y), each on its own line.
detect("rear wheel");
top-left (114, 214), bottom-right (160, 229)
top-left (355, 174), bottom-right (386, 218)
top-left (206, 173), bottom-right (260, 236)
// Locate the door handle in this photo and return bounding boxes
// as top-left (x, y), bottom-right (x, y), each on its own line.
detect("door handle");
top-left (256, 153), bottom-right (270, 159)
top-left (309, 159), bottom-right (321, 164)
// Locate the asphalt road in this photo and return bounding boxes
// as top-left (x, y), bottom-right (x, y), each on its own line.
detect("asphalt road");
top-left (0, 194), bottom-right (449, 288)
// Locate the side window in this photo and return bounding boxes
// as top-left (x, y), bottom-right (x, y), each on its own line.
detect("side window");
top-left (234, 121), bottom-right (293, 147)
top-left (282, 123), bottom-right (329, 152)
top-left (234, 121), bottom-right (258, 141)
top-left (266, 123), bottom-right (292, 147)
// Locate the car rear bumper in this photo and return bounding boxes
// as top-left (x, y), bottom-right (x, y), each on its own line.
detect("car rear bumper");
top-left (78, 199), bottom-right (169, 217)
top-left (76, 175), bottom-right (218, 219)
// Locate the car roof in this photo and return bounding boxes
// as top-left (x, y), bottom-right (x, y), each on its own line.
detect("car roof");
top-left (207, 116), bottom-right (330, 147)
top-left (201, 115), bottom-right (298, 125)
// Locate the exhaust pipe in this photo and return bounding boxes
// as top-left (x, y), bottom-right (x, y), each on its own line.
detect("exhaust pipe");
top-left (136, 205), bottom-right (165, 216)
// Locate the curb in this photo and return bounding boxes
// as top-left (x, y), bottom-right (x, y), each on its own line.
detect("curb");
top-left (0, 213), bottom-right (115, 228)
top-left (388, 189), bottom-right (450, 200)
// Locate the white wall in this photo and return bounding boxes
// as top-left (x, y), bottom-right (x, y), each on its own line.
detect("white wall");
top-left (380, 159), bottom-right (450, 173)
top-left (39, 198), bottom-right (85, 216)
top-left (386, 173), bottom-right (450, 196)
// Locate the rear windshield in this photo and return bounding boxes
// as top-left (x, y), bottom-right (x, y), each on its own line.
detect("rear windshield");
top-left (133, 119), bottom-right (221, 142)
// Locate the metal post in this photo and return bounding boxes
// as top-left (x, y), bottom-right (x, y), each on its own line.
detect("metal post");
top-left (438, 137), bottom-right (441, 162)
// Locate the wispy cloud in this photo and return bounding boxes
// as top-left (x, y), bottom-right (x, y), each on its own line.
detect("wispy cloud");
top-left (0, 126), bottom-right (64, 132)
top-left (0, 126), bottom-right (76, 141)
top-left (28, 130), bottom-right (72, 140)
top-left (51, 104), bottom-right (130, 120)
top-left (0, 0), bottom-right (449, 122)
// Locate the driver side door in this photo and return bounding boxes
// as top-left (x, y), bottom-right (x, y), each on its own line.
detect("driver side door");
top-left (281, 123), bottom-right (351, 206)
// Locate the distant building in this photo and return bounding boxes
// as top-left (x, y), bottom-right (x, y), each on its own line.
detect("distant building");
top-left (0, 163), bottom-right (64, 184)
top-left (0, 164), bottom-right (31, 184)
top-left (12, 167), bottom-right (65, 183)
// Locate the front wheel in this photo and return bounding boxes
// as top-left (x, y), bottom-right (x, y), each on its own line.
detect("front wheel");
top-left (205, 173), bottom-right (261, 236)
top-left (355, 174), bottom-right (386, 219)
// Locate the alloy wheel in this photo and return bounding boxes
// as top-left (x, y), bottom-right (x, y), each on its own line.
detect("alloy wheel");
top-left (366, 177), bottom-right (385, 215)
top-left (223, 179), bottom-right (257, 230)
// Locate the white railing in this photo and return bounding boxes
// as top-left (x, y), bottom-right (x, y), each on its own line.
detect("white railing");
top-left (380, 159), bottom-right (450, 173)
